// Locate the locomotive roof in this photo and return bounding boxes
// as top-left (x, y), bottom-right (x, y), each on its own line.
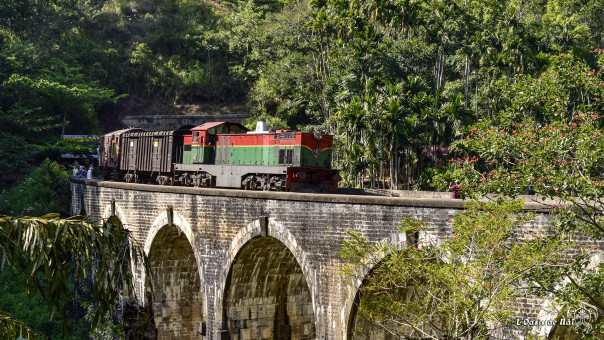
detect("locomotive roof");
top-left (191, 121), bottom-right (248, 132)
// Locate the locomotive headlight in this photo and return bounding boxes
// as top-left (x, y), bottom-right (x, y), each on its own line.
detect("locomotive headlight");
top-left (296, 172), bottom-right (307, 180)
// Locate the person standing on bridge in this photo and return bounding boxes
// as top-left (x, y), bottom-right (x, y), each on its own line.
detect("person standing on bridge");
top-left (449, 180), bottom-right (462, 199)
top-left (75, 166), bottom-right (86, 178)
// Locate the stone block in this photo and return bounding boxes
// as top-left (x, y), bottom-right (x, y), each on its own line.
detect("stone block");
top-left (259, 325), bottom-right (272, 339)
top-left (181, 305), bottom-right (191, 317)
top-left (303, 322), bottom-right (312, 336)
top-left (239, 328), bottom-right (251, 340)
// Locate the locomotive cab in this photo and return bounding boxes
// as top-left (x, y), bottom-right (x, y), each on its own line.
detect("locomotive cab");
top-left (182, 122), bottom-right (248, 164)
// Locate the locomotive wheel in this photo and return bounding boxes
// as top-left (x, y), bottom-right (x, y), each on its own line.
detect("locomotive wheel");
top-left (242, 175), bottom-right (255, 190)
top-left (192, 174), bottom-right (201, 187)
top-left (190, 173), bottom-right (213, 188)
top-left (157, 176), bottom-right (172, 185)
top-left (242, 174), bottom-right (286, 191)
top-left (124, 173), bottom-right (138, 183)
top-left (268, 175), bottom-right (285, 191)
top-left (177, 173), bottom-right (191, 186)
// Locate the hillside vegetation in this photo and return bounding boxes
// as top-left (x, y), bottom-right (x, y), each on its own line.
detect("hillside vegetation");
top-left (1, 0), bottom-right (602, 187)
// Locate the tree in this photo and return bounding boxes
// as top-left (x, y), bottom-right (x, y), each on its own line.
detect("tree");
top-left (4, 59), bottom-right (121, 135)
top-left (0, 214), bottom-right (149, 339)
top-left (341, 199), bottom-right (572, 339)
top-left (447, 53), bottom-right (604, 334)
top-left (0, 160), bottom-right (70, 217)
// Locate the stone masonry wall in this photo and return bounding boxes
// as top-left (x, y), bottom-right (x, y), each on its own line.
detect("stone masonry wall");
top-left (70, 178), bottom-right (603, 340)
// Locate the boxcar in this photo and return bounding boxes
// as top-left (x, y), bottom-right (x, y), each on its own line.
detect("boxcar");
top-left (98, 128), bottom-right (145, 179)
top-left (120, 130), bottom-right (188, 183)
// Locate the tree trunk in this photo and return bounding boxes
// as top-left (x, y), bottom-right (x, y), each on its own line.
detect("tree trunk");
top-left (464, 55), bottom-right (470, 102)
top-left (395, 151), bottom-right (400, 190)
top-left (475, 69), bottom-right (479, 114)
top-left (390, 150), bottom-right (395, 190)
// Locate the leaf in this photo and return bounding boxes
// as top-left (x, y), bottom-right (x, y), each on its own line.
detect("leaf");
top-left (0, 214), bottom-right (151, 335)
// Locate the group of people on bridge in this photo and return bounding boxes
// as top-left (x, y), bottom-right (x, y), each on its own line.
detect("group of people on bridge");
top-left (73, 164), bottom-right (93, 179)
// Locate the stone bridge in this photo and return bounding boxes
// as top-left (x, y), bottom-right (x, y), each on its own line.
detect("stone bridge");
top-left (69, 179), bottom-right (602, 340)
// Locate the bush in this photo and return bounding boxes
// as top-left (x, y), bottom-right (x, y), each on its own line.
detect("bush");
top-left (0, 159), bottom-right (70, 217)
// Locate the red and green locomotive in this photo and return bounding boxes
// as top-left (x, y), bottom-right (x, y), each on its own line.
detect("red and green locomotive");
top-left (98, 121), bottom-right (341, 192)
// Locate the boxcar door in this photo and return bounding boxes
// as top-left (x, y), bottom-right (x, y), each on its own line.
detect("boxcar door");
top-left (127, 139), bottom-right (137, 170)
top-left (151, 138), bottom-right (162, 172)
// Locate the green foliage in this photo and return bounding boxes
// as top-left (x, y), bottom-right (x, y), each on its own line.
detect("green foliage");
top-left (414, 167), bottom-right (441, 191)
top-left (0, 307), bottom-right (37, 340)
top-left (0, 214), bottom-right (150, 338)
top-left (0, 132), bottom-right (35, 176)
top-left (341, 199), bottom-right (573, 338)
top-left (0, 31), bottom-right (121, 174)
top-left (0, 266), bottom-right (91, 340)
top-left (0, 160), bottom-right (70, 217)
top-left (451, 54), bottom-right (604, 234)
top-left (448, 53), bottom-right (604, 335)
top-left (210, 0), bottom-right (604, 188)
top-left (1, 0), bottom-right (603, 187)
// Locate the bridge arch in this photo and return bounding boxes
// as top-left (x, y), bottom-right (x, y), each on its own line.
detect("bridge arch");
top-left (144, 209), bottom-right (204, 339)
top-left (144, 208), bottom-right (195, 255)
top-left (216, 218), bottom-right (317, 339)
top-left (102, 201), bottom-right (129, 227)
top-left (342, 229), bottom-right (443, 339)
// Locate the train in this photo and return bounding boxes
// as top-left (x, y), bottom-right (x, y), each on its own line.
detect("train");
top-left (98, 121), bottom-right (341, 192)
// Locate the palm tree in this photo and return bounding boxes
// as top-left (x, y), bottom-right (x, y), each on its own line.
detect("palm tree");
top-left (0, 214), bottom-right (148, 339)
